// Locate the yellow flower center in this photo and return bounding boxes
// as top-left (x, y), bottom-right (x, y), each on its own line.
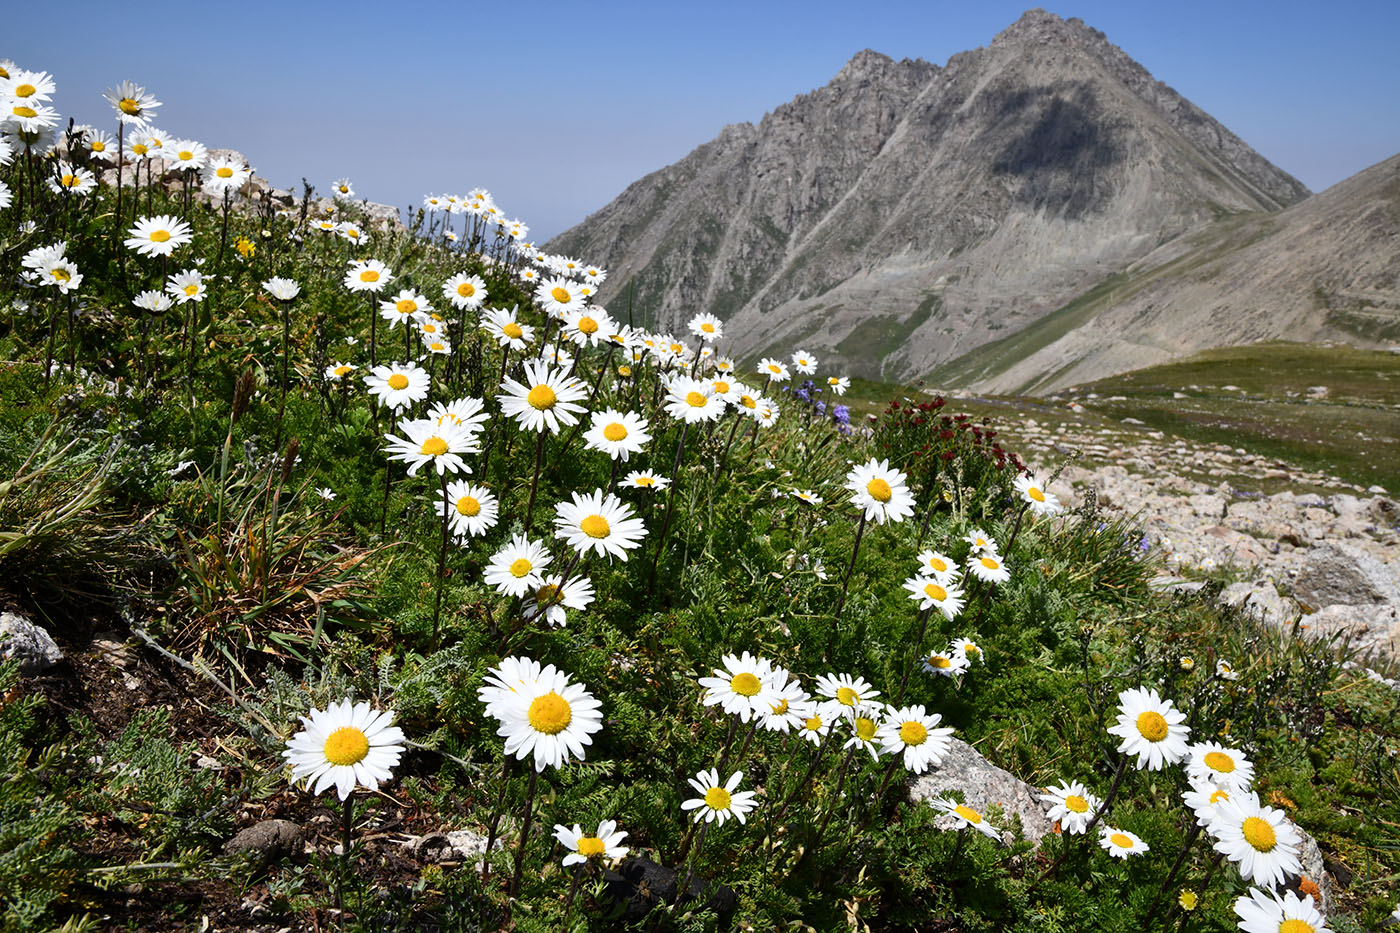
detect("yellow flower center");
top-left (951, 804), bottom-right (984, 825)
top-left (61, 174), bottom-right (80, 187)
top-left (419, 437), bottom-right (449, 457)
top-left (768, 364), bottom-right (781, 373)
top-left (535, 584), bottom-right (562, 605)
top-left (899, 721), bottom-right (928, 746)
top-left (1204, 751), bottom-right (1236, 773)
top-left (183, 284), bottom-right (199, 296)
top-left (836, 687), bottom-right (857, 706)
top-left (360, 270), bottom-right (380, 282)
top-left (803, 715), bottom-right (823, 732)
top-left (1241, 816), bottom-right (1277, 852)
top-left (119, 97), bottom-right (140, 114)
top-left (509, 557), bottom-right (533, 578)
top-left (333, 365), bottom-right (353, 377)
top-left (503, 322), bottom-right (523, 339)
top-left (527, 384), bottom-right (556, 410)
top-left (149, 229), bottom-right (171, 243)
top-left (928, 557), bottom-right (948, 572)
top-left (704, 787), bottom-right (731, 811)
top-left (729, 672), bottom-right (761, 697)
top-left (15, 83), bottom-right (36, 97)
top-left (456, 495), bottom-right (481, 517)
top-left (396, 298), bottom-right (416, 314)
top-left (1177, 891), bottom-right (1198, 911)
top-left (387, 373), bottom-right (410, 390)
top-left (580, 514), bottom-right (610, 539)
top-left (713, 381), bottom-right (730, 395)
top-left (1136, 711), bottom-right (1169, 742)
top-left (635, 476), bottom-right (654, 486)
top-left (1028, 487), bottom-right (1046, 502)
top-left (1065, 794), bottom-right (1089, 813)
top-left (979, 556), bottom-right (1001, 570)
top-left (576, 835), bottom-right (605, 858)
top-left (323, 726), bottom-right (370, 766)
top-left (178, 150), bottom-right (194, 160)
top-left (603, 423), bottom-right (628, 442)
top-left (51, 268), bottom-right (71, 283)
top-left (1278, 921), bottom-right (1314, 933)
top-left (131, 144), bottom-right (148, 155)
top-left (526, 692), bottom-right (572, 735)
top-left (685, 391), bottom-right (707, 408)
top-left (91, 141), bottom-right (106, 151)
top-left (457, 282), bottom-right (475, 297)
top-left (550, 286), bottom-right (571, 304)
top-left (1209, 788), bottom-right (1231, 804)
top-left (740, 395), bottom-right (757, 409)
top-left (923, 583), bottom-right (947, 601)
top-left (1110, 833), bottom-right (1133, 849)
top-left (866, 478), bottom-right (892, 502)
top-left (854, 716), bottom-right (877, 741)
top-left (216, 166), bottom-right (233, 178)
top-left (12, 105), bottom-right (37, 118)
top-left (771, 699), bottom-right (789, 715)
top-left (930, 655), bottom-right (951, 669)
top-left (577, 316), bottom-right (598, 334)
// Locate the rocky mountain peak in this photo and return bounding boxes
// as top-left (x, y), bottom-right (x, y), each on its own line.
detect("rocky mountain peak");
top-left (991, 8), bottom-right (1103, 47)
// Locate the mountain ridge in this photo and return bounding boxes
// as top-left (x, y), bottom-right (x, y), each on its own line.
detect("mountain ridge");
top-left (547, 9), bottom-right (1312, 382)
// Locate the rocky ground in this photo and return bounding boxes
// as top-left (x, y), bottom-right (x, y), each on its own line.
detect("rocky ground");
top-left (1000, 410), bottom-right (1400, 670)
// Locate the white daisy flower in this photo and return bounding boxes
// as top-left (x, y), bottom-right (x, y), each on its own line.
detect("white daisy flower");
top-left (681, 769), bottom-right (757, 825)
top-left (553, 488), bottom-right (648, 560)
top-left (262, 277), bottom-right (301, 301)
top-left (965, 552), bottom-right (1011, 585)
top-left (325, 362), bottom-right (358, 381)
top-left (698, 652), bottom-right (781, 723)
top-left (877, 705), bottom-right (954, 773)
top-left (427, 397), bottom-right (490, 440)
top-left (758, 674), bottom-right (814, 734)
top-left (1038, 781), bottom-right (1101, 835)
top-left (364, 362), bottom-right (430, 411)
top-left (791, 489), bottom-right (823, 505)
top-left (921, 649), bottom-right (970, 678)
top-left (930, 796), bottom-right (1002, 840)
top-left (1182, 781), bottom-right (1235, 830)
top-left (47, 163), bottom-right (96, 197)
top-left (104, 80), bottom-right (161, 124)
top-left (380, 289), bottom-right (432, 329)
top-left (619, 470), bottom-right (669, 491)
top-left (443, 272), bottom-right (487, 310)
top-left (133, 289), bottom-right (172, 314)
top-left (791, 350), bottom-right (817, 374)
top-left (496, 667), bottom-right (604, 772)
top-left (166, 269), bottom-right (206, 304)
top-left (757, 358), bottom-right (790, 383)
top-left (951, 638), bottom-right (985, 664)
top-left (903, 575), bottom-right (966, 620)
top-left (845, 458), bottom-right (915, 525)
top-left (583, 409), bottom-right (651, 461)
top-left (964, 529), bottom-right (998, 554)
top-left (1013, 473), bottom-right (1062, 515)
top-left (202, 156), bottom-right (250, 195)
top-left (483, 534), bottom-right (552, 598)
top-left (481, 305), bottom-right (534, 350)
top-left (497, 359), bottom-right (588, 434)
top-left (280, 698), bottom-right (405, 801)
top-left (1209, 791), bottom-right (1303, 889)
top-left (1233, 887), bottom-right (1330, 933)
top-left (434, 480), bottom-right (499, 538)
top-left (562, 307), bottom-right (617, 347)
top-left (344, 259), bottom-right (393, 293)
top-left (316, 487), bottom-right (337, 501)
top-left (1185, 742), bottom-right (1255, 792)
top-left (553, 820), bottom-right (629, 867)
top-left (842, 703), bottom-right (886, 761)
top-left (663, 376), bottom-right (726, 424)
top-left (535, 276), bottom-right (583, 318)
top-left (125, 214), bottom-right (193, 257)
top-left (1107, 687), bottom-right (1191, 771)
top-left (1099, 826), bottom-right (1149, 858)
top-left (814, 672), bottom-right (881, 709)
top-left (827, 376), bottom-right (850, 395)
top-left (167, 139), bottom-right (207, 173)
top-left (1216, 659), bottom-right (1241, 681)
top-left (915, 549), bottom-right (959, 581)
top-left (688, 313), bottom-right (723, 342)
top-left (522, 574), bottom-right (594, 629)
top-left (797, 708), bottom-right (832, 745)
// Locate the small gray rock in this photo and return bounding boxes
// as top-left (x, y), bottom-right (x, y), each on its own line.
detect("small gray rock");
top-left (0, 612), bottom-right (63, 672)
top-left (225, 819), bottom-right (305, 870)
top-left (908, 737), bottom-right (1048, 844)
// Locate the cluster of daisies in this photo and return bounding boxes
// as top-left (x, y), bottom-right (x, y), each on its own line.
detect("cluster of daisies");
top-left (1033, 685), bottom-right (1329, 931)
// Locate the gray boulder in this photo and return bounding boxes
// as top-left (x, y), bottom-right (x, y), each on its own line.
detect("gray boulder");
top-left (1220, 581), bottom-right (1298, 628)
top-left (908, 737), bottom-right (1048, 844)
top-left (0, 612), bottom-right (62, 672)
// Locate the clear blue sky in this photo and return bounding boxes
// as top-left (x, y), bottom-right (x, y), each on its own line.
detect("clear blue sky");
top-left (14, 0), bottom-right (1400, 241)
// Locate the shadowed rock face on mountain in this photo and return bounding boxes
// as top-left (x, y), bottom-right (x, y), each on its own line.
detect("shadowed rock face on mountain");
top-left (546, 9), bottom-right (1309, 381)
